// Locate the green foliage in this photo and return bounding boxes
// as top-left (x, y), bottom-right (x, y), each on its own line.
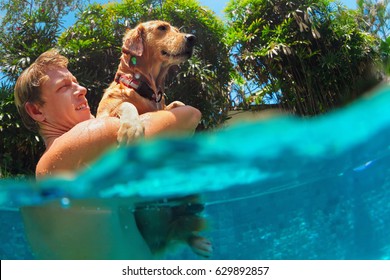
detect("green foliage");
top-left (225, 0), bottom-right (383, 115)
top-left (0, 8), bottom-right (61, 81)
top-left (0, 0), bottom-right (84, 26)
top-left (0, 83), bottom-right (45, 177)
top-left (381, 36), bottom-right (390, 74)
top-left (160, 0), bottom-right (232, 129)
top-left (357, 0), bottom-right (390, 39)
top-left (357, 0), bottom-right (390, 74)
top-left (58, 4), bottom-right (122, 113)
top-left (0, 0), bottom-right (86, 80)
top-left (0, 5), bottom-right (63, 176)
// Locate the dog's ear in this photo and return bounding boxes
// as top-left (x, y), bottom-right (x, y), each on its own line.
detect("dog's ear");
top-left (122, 25), bottom-right (144, 57)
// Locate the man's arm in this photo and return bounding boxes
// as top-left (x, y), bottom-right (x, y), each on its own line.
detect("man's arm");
top-left (36, 106), bottom-right (201, 178)
top-left (142, 105), bottom-right (202, 137)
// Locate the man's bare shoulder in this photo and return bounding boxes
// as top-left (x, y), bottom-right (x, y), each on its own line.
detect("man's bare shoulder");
top-left (67, 117), bottom-right (120, 143)
top-left (36, 117), bottom-right (120, 178)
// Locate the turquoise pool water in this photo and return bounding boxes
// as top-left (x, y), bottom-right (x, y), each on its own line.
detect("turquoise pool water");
top-left (1, 85), bottom-right (390, 259)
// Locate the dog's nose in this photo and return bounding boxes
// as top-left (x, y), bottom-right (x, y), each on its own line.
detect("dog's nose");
top-left (185, 34), bottom-right (196, 47)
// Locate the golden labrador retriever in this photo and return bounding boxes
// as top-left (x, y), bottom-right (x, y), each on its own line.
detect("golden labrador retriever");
top-left (97, 20), bottom-right (212, 258)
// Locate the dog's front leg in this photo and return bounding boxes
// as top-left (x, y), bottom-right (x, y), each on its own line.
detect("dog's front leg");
top-left (165, 101), bottom-right (186, 110)
top-left (116, 102), bottom-right (145, 145)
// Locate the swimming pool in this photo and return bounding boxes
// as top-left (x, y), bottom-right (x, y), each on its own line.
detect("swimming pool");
top-left (1, 85), bottom-right (390, 259)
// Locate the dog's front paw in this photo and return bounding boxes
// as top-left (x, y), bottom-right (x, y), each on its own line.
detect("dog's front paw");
top-left (117, 119), bottom-right (144, 145)
top-left (165, 101), bottom-right (186, 110)
top-left (188, 235), bottom-right (213, 258)
top-left (116, 102), bottom-right (145, 145)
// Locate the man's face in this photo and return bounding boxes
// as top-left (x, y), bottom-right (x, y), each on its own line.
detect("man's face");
top-left (39, 67), bottom-right (92, 131)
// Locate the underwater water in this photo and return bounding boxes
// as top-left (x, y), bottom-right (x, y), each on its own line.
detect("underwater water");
top-left (1, 85), bottom-right (390, 260)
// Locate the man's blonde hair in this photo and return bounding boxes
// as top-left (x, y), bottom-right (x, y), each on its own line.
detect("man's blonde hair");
top-left (14, 49), bottom-right (69, 132)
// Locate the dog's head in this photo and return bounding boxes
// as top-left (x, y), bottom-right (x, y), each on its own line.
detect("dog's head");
top-left (122, 20), bottom-right (196, 66)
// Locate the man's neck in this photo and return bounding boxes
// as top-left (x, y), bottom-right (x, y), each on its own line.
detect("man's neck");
top-left (39, 124), bottom-right (70, 150)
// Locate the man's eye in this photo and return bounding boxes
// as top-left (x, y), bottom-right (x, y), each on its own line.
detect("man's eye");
top-left (58, 84), bottom-right (69, 91)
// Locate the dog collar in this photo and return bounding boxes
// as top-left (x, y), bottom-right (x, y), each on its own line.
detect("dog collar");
top-left (115, 74), bottom-right (163, 103)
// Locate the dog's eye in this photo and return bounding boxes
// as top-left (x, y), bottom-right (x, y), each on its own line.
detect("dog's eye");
top-left (157, 25), bottom-right (167, 31)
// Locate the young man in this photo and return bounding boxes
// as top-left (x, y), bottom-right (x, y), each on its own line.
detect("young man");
top-left (14, 49), bottom-right (205, 259)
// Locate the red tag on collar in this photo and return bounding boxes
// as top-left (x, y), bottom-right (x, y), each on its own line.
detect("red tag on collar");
top-left (119, 75), bottom-right (140, 90)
